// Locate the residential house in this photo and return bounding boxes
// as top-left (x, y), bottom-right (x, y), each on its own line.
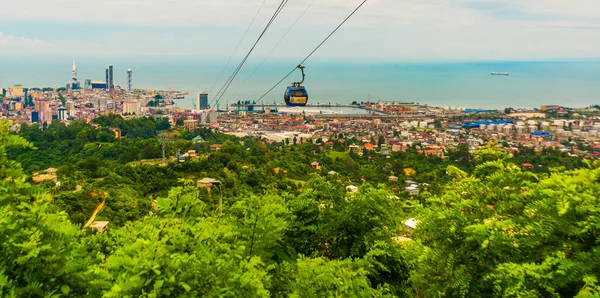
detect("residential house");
top-left (419, 149), bottom-right (444, 158)
top-left (197, 178), bottom-right (220, 189)
top-left (380, 144), bottom-right (391, 155)
top-left (346, 185), bottom-right (359, 193)
top-left (522, 163), bottom-right (534, 170)
top-left (310, 161), bottom-right (321, 170)
top-left (184, 119), bottom-right (199, 132)
top-left (185, 150), bottom-right (197, 159)
top-left (405, 180), bottom-right (420, 196)
top-left (89, 221), bottom-right (109, 233)
top-left (406, 185), bottom-right (420, 196)
top-left (404, 218), bottom-right (418, 232)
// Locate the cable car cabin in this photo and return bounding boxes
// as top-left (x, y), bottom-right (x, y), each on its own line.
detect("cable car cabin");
top-left (284, 64), bottom-right (309, 107)
top-left (284, 87), bottom-right (308, 107)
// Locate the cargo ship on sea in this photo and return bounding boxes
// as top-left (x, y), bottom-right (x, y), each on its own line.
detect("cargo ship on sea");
top-left (491, 72), bottom-right (509, 76)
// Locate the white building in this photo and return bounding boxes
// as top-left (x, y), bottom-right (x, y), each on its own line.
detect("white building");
top-left (346, 185), bottom-right (359, 193)
top-left (123, 101), bottom-right (140, 115)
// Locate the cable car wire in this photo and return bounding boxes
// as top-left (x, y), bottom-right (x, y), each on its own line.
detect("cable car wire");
top-left (255, 0), bottom-right (367, 103)
top-left (210, 0), bottom-right (290, 108)
top-left (207, 0), bottom-right (268, 96)
top-left (211, 0), bottom-right (288, 106)
top-left (233, 0), bottom-right (317, 97)
top-left (211, 0), bottom-right (288, 107)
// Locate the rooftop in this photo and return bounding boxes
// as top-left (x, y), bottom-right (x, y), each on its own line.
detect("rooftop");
top-left (198, 178), bottom-right (220, 184)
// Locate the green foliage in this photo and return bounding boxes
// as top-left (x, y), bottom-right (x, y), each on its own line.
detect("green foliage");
top-left (284, 257), bottom-right (378, 297)
top-left (230, 194), bottom-right (292, 262)
top-left (0, 121), bottom-right (94, 296)
top-left (404, 156), bottom-right (600, 297)
top-left (99, 216), bottom-right (271, 297)
top-left (59, 93), bottom-right (66, 106)
top-left (1, 119), bottom-right (598, 297)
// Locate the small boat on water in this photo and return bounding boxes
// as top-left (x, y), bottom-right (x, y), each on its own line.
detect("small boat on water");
top-left (491, 72), bottom-right (509, 76)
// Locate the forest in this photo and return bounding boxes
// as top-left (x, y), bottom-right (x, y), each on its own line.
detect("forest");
top-left (1, 117), bottom-right (599, 297)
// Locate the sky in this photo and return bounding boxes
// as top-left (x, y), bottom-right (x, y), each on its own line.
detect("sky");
top-left (1, 0), bottom-right (600, 61)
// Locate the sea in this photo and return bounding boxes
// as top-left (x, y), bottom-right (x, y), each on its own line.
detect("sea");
top-left (1, 57), bottom-right (599, 110)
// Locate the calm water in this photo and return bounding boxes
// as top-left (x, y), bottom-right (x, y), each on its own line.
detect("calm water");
top-left (276, 106), bottom-right (377, 115)
top-left (1, 57), bottom-right (599, 109)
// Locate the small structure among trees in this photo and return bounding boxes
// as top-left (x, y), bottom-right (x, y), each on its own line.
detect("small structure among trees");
top-left (88, 221), bottom-right (109, 233)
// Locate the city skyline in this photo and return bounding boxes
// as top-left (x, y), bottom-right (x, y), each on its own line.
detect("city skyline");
top-left (1, 0), bottom-right (599, 60)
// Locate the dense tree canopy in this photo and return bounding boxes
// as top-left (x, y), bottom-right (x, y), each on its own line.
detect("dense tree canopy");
top-left (0, 118), bottom-right (598, 297)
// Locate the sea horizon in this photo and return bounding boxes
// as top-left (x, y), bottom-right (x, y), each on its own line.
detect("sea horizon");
top-left (1, 57), bottom-right (599, 110)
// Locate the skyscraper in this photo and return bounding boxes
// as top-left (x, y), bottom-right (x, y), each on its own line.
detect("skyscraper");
top-left (127, 69), bottom-right (133, 92)
top-left (108, 65), bottom-right (114, 90)
top-left (71, 59), bottom-right (79, 90)
top-left (196, 92), bottom-right (209, 110)
top-left (105, 65), bottom-right (114, 90)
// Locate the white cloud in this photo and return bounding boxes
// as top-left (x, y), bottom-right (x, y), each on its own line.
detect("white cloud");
top-left (0, 32), bottom-right (47, 46)
top-left (1, 0), bottom-right (598, 28)
top-left (0, 0), bottom-right (599, 59)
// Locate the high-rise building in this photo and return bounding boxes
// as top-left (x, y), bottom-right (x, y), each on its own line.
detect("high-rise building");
top-left (127, 69), bottom-right (133, 92)
top-left (35, 99), bottom-right (52, 124)
top-left (66, 101), bottom-right (76, 116)
top-left (196, 92), bottom-right (209, 110)
top-left (71, 59), bottom-right (79, 90)
top-left (108, 65), bottom-right (114, 90)
top-left (98, 97), bottom-right (108, 110)
top-left (207, 111), bottom-right (218, 123)
top-left (123, 101), bottom-right (140, 115)
top-left (58, 108), bottom-right (67, 121)
top-left (9, 85), bottom-right (24, 98)
top-left (31, 111), bottom-right (39, 123)
top-left (105, 65), bottom-right (114, 90)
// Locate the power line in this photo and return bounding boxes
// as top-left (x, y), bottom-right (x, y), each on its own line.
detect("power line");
top-left (210, 0), bottom-right (290, 108)
top-left (233, 0), bottom-right (317, 97)
top-left (256, 0), bottom-right (368, 103)
top-left (207, 0), bottom-right (268, 96)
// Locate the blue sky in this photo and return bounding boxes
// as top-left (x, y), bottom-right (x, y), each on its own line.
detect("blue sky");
top-left (1, 0), bottom-right (599, 61)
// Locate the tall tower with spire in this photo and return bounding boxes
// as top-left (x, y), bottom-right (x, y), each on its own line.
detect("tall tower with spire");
top-left (72, 59), bottom-right (77, 81)
top-left (71, 59), bottom-right (80, 90)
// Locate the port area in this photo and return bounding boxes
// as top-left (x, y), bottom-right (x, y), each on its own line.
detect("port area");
top-left (229, 102), bottom-right (427, 116)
